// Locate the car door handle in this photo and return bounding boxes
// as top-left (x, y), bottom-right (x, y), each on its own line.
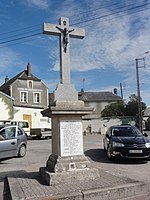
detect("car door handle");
top-left (11, 142), bottom-right (16, 145)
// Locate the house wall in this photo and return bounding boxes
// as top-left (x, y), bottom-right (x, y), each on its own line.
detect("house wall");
top-left (82, 117), bottom-right (135, 135)
top-left (11, 80), bottom-right (48, 108)
top-left (13, 106), bottom-right (51, 129)
top-left (82, 118), bottom-right (121, 135)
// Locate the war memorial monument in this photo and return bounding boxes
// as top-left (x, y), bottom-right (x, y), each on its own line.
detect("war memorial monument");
top-left (39, 16), bottom-right (100, 185)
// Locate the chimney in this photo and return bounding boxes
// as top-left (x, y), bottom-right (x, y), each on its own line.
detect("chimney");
top-left (5, 75), bottom-right (9, 83)
top-left (27, 62), bottom-right (31, 77)
top-left (79, 88), bottom-right (84, 96)
top-left (114, 88), bottom-right (117, 95)
top-left (80, 88), bottom-right (84, 94)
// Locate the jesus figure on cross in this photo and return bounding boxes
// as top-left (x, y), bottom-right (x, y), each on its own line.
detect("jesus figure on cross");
top-left (56, 26), bottom-right (74, 52)
top-left (43, 17), bottom-right (85, 85)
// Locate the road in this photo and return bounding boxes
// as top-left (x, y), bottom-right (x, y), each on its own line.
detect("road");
top-left (1, 134), bottom-right (150, 198)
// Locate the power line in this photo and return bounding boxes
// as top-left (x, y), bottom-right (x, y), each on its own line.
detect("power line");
top-left (0, 36), bottom-right (43, 48)
top-left (81, 5), bottom-right (150, 28)
top-left (71, 2), bottom-right (150, 26)
top-left (68, 1), bottom-right (122, 21)
top-left (0, 29), bottom-right (41, 41)
top-left (0, 0), bottom-right (149, 48)
top-left (70, 0), bottom-right (148, 25)
top-left (0, 33), bottom-right (42, 45)
top-left (0, 24), bottom-right (42, 36)
top-left (0, 0), bottom-right (147, 38)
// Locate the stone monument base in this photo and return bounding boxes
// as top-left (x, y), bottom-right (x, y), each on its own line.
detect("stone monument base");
top-left (39, 166), bottom-right (100, 186)
top-left (46, 154), bottom-right (91, 172)
top-left (39, 154), bottom-right (100, 186)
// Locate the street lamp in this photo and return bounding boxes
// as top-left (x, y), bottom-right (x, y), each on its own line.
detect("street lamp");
top-left (135, 51), bottom-right (149, 132)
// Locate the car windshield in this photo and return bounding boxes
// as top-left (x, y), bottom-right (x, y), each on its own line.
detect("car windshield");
top-left (112, 126), bottom-right (143, 137)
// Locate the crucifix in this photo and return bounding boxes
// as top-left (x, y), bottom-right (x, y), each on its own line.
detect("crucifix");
top-left (43, 17), bottom-right (85, 84)
top-left (40, 18), bottom-right (94, 186)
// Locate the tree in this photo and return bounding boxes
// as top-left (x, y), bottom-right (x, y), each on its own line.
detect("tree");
top-left (125, 94), bottom-right (146, 117)
top-left (101, 94), bottom-right (146, 118)
top-left (101, 101), bottom-right (125, 117)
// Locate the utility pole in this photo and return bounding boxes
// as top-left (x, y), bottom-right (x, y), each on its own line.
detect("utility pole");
top-left (135, 51), bottom-right (149, 132)
top-left (136, 58), bottom-right (144, 132)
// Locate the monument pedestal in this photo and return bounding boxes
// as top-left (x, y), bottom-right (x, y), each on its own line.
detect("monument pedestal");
top-left (39, 153), bottom-right (100, 186)
top-left (40, 164), bottom-right (100, 186)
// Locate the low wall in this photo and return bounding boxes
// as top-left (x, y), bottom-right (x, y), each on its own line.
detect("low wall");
top-left (82, 117), bottom-right (136, 135)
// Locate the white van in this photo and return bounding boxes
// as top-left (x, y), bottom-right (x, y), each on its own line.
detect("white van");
top-left (10, 120), bottom-right (30, 136)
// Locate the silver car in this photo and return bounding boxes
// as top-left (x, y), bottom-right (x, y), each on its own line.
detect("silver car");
top-left (0, 124), bottom-right (27, 159)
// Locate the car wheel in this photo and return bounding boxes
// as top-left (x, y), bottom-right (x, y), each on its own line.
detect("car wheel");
top-left (107, 146), bottom-right (113, 160)
top-left (18, 145), bottom-right (26, 157)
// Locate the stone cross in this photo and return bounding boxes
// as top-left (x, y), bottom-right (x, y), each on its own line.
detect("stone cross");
top-left (43, 17), bottom-right (85, 84)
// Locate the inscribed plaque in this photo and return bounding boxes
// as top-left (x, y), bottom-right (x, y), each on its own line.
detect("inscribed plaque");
top-left (60, 120), bottom-right (83, 156)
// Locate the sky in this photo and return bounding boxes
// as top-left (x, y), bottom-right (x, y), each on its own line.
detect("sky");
top-left (0, 0), bottom-right (150, 105)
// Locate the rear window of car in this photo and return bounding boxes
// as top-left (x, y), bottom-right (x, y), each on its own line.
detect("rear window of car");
top-left (11, 121), bottom-right (29, 128)
top-left (18, 122), bottom-right (29, 128)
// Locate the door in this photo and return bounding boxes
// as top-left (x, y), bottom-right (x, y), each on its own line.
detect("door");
top-left (0, 126), bottom-right (17, 159)
top-left (23, 114), bottom-right (32, 128)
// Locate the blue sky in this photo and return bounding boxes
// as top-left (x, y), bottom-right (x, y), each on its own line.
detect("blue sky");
top-left (0, 0), bottom-right (150, 105)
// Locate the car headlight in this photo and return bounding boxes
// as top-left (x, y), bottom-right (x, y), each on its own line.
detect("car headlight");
top-left (145, 142), bottom-right (150, 148)
top-left (112, 141), bottom-right (124, 147)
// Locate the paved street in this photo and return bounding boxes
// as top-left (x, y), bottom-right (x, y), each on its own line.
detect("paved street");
top-left (1, 134), bottom-right (150, 199)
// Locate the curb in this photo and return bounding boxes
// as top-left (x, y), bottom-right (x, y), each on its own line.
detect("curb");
top-left (82, 182), bottom-right (148, 200)
top-left (3, 177), bottom-right (12, 200)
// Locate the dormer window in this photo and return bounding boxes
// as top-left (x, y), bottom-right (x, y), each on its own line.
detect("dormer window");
top-left (27, 80), bottom-right (33, 89)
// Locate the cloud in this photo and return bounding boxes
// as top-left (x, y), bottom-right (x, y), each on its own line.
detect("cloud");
top-left (0, 48), bottom-right (22, 69)
top-left (73, 12), bottom-right (148, 72)
top-left (46, 7), bottom-right (150, 73)
top-left (41, 1), bottom-right (150, 104)
top-left (25, 0), bottom-right (49, 10)
top-left (0, 47), bottom-right (24, 86)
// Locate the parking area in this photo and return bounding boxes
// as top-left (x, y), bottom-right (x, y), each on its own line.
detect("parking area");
top-left (1, 134), bottom-right (150, 197)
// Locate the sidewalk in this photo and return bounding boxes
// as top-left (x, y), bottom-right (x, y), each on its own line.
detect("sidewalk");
top-left (3, 168), bottom-right (150, 200)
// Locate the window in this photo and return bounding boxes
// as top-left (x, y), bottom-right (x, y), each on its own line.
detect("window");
top-left (27, 80), bottom-right (33, 89)
top-left (18, 122), bottom-right (29, 128)
top-left (33, 92), bottom-right (40, 103)
top-left (0, 129), bottom-right (5, 140)
top-left (17, 127), bottom-right (23, 136)
top-left (20, 92), bottom-right (28, 103)
top-left (0, 127), bottom-right (16, 140)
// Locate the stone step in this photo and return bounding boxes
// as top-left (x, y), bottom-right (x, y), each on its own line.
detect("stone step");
top-left (120, 192), bottom-right (150, 200)
top-left (82, 182), bottom-right (149, 200)
top-left (3, 175), bottom-right (150, 200)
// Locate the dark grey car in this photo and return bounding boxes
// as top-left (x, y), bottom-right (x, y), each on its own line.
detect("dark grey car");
top-left (103, 125), bottom-right (150, 160)
top-left (0, 124), bottom-right (27, 159)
